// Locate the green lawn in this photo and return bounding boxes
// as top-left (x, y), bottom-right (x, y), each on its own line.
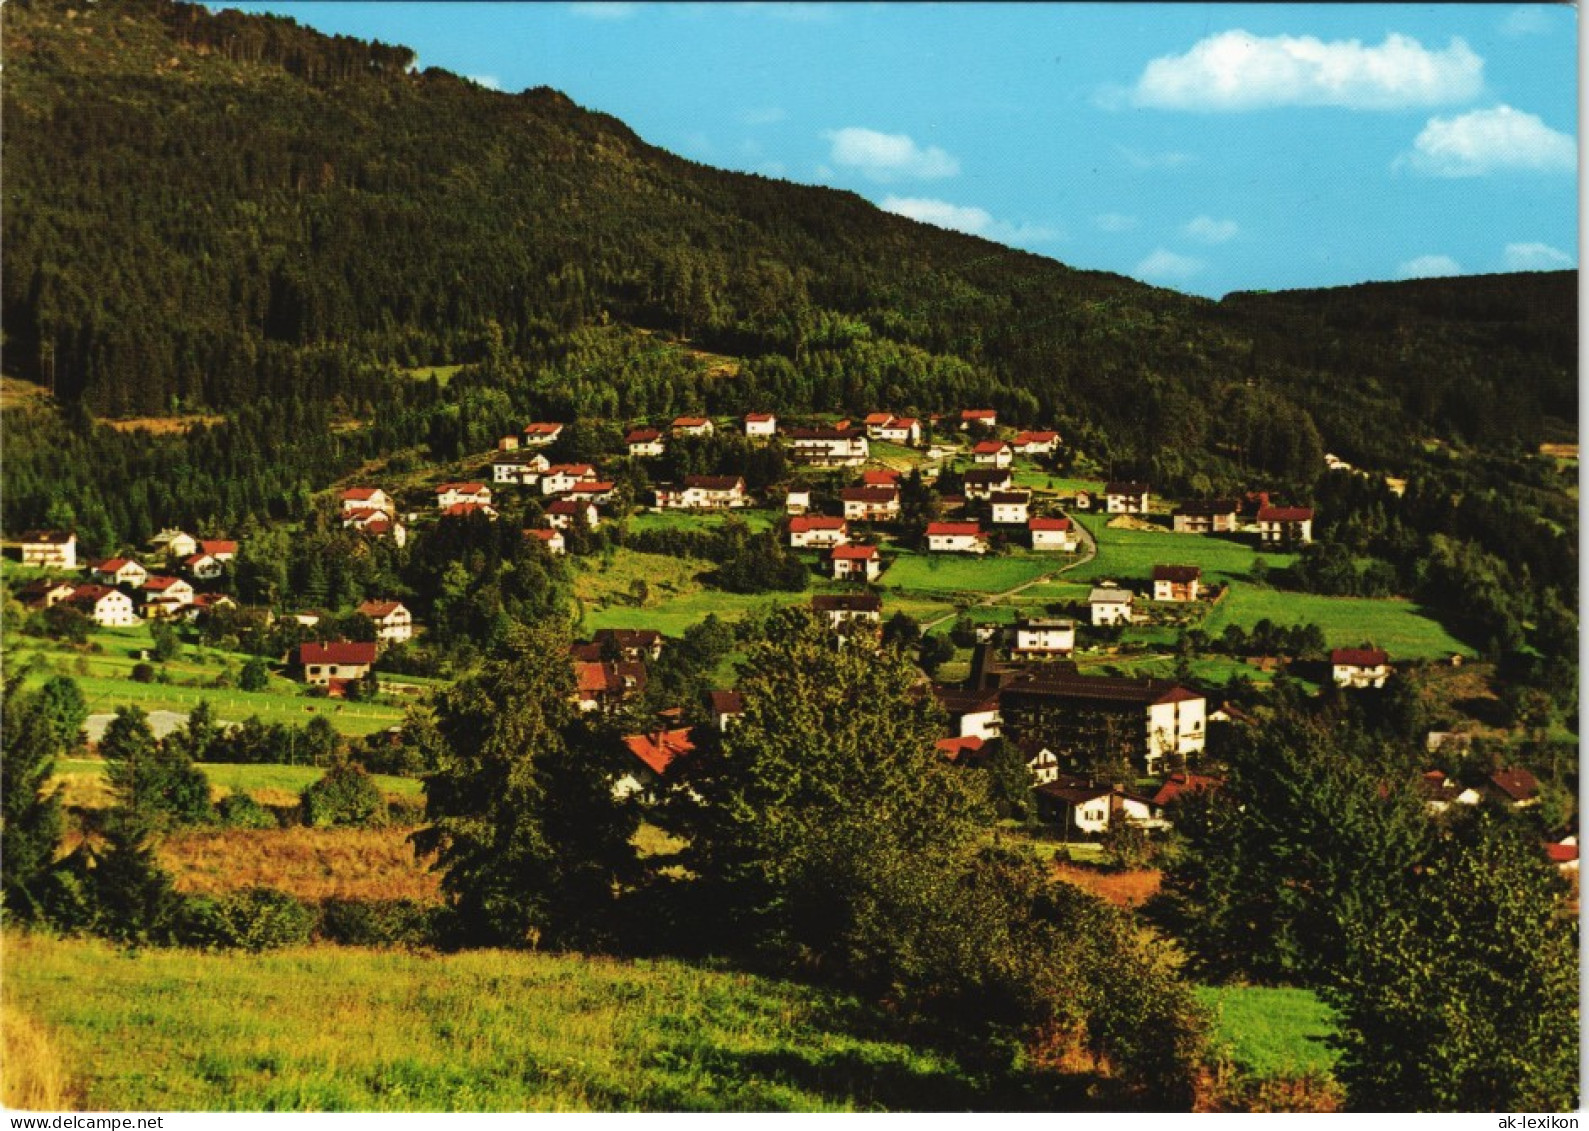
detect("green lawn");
top-left (1070, 514), bottom-right (1295, 585)
top-left (2, 932), bottom-right (1056, 1111)
top-left (1203, 586), bottom-right (1472, 659)
top-left (55, 759), bottom-right (423, 801)
top-left (880, 552), bottom-right (1053, 596)
top-left (625, 509), bottom-right (777, 536)
top-left (398, 364), bottom-right (463, 386)
top-left (1197, 986), bottom-right (1339, 1079)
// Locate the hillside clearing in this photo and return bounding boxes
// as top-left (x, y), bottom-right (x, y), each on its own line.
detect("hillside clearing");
top-left (1203, 586), bottom-right (1471, 659)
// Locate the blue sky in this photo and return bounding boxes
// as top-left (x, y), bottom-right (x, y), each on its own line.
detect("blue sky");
top-left (230, 2), bottom-right (1578, 298)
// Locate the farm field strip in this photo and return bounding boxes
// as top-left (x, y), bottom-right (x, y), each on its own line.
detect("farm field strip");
top-left (1202, 587), bottom-right (1471, 659)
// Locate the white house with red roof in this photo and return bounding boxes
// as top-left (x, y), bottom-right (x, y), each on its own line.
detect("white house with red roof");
top-left (1011, 430), bottom-right (1060, 455)
top-left (339, 487), bottom-right (393, 516)
top-left (199, 540), bottom-right (238, 562)
top-left (1029, 517), bottom-right (1077, 551)
top-left (149, 528), bottom-right (198, 561)
top-left (539, 464), bottom-right (598, 495)
top-left (616, 726), bottom-right (697, 799)
top-left (787, 427), bottom-right (869, 467)
top-left (492, 452), bottom-right (551, 485)
top-left (962, 468), bottom-right (1013, 500)
top-left (1104, 482), bottom-right (1151, 514)
top-left (357, 600), bottom-right (413, 646)
top-left (435, 482), bottom-right (492, 510)
top-left (654, 475), bottom-right (748, 510)
top-left (524, 527), bottom-right (566, 556)
top-left (182, 553), bottom-right (225, 582)
top-left (959, 409), bottom-right (997, 430)
top-left (441, 501), bottom-right (499, 521)
top-left (68, 583), bottom-right (135, 627)
top-left (877, 416), bottom-right (921, 445)
top-left (19, 531), bottom-right (77, 570)
top-left (521, 422), bottom-right (564, 447)
top-left (547, 500), bottom-right (600, 530)
top-left (972, 440), bottom-right (1013, 468)
top-left (990, 491), bottom-right (1031, 525)
top-left (671, 416), bottom-right (714, 437)
top-left (625, 428), bottom-right (666, 457)
top-left (743, 413), bottom-right (778, 438)
top-left (298, 641), bottom-right (378, 687)
top-left (91, 558), bottom-right (149, 588)
top-left (1152, 565), bottom-right (1202, 602)
top-left (142, 575), bottom-right (195, 606)
top-left (830, 543), bottom-right (883, 581)
top-left (1257, 505), bottom-right (1315, 545)
top-left (789, 516), bottom-right (849, 549)
top-left (927, 522), bottom-right (989, 554)
top-left (343, 507), bottom-right (407, 546)
top-left (839, 486), bottom-right (900, 522)
top-left (1331, 647), bottom-right (1390, 688)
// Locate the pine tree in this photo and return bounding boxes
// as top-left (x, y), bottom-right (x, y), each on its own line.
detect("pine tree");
top-left (0, 679), bottom-right (66, 919)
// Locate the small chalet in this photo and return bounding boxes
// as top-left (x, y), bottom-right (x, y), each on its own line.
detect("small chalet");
top-left (926, 522), bottom-right (988, 554)
top-left (785, 490), bottom-right (812, 516)
top-left (1036, 778), bottom-right (1159, 835)
top-left (1011, 430), bottom-right (1060, 455)
top-left (1152, 773), bottom-right (1224, 810)
top-left (934, 687), bottom-right (1003, 740)
top-left (1152, 565), bottom-right (1202, 602)
top-left (1331, 647), bottom-right (1390, 688)
top-left (91, 558), bottom-right (149, 588)
top-left (876, 417), bottom-right (921, 445)
top-left (990, 491), bottom-right (1031, 525)
top-left (342, 508), bottom-right (407, 547)
top-left (357, 600), bottom-right (414, 646)
top-left (1029, 517), bottom-right (1077, 551)
top-left (524, 527), bottom-right (567, 555)
top-left (962, 468), bottom-right (1013, 500)
top-left (862, 412), bottom-right (896, 438)
top-left (655, 476), bottom-right (748, 510)
top-left (18, 531), bottom-right (77, 570)
top-left (1256, 505), bottom-right (1315, 545)
top-left (671, 416), bottom-right (714, 437)
top-left (788, 516), bottom-right (849, 549)
top-left (935, 734), bottom-right (987, 766)
top-left (541, 464), bottom-right (598, 495)
top-left (187, 592), bottom-right (237, 620)
top-left (149, 529), bottom-right (199, 560)
top-left (787, 427), bottom-right (868, 467)
top-left (744, 413), bottom-right (778, 438)
top-left (1088, 586), bottom-right (1134, 626)
top-left (199, 540), bottom-right (238, 562)
top-left (592, 628), bottom-right (665, 662)
top-left (182, 553), bottom-right (225, 582)
top-left (1103, 482), bottom-right (1150, 514)
top-left (616, 726), bottom-right (697, 799)
top-left (1418, 770), bottom-right (1482, 814)
top-left (521, 422), bottom-right (565, 447)
top-left (811, 592), bottom-right (883, 631)
top-left (839, 486), bottom-right (900, 522)
top-left (959, 409), bottom-right (997, 431)
top-left (497, 435), bottom-right (521, 451)
top-left (441, 502), bottom-right (500, 521)
top-left (298, 641), bottom-right (378, 687)
top-left (1012, 618), bottom-right (1075, 657)
top-left (435, 482), bottom-right (492, 510)
top-left (574, 660), bottom-right (647, 712)
top-left (18, 579), bottom-right (76, 610)
top-left (562, 481), bottom-right (617, 505)
top-left (1487, 767), bottom-right (1540, 809)
top-left (625, 428), bottom-right (666, 457)
top-left (830, 543), bottom-right (883, 582)
top-left (547, 499), bottom-right (600, 530)
top-left (68, 583), bottom-right (136, 627)
top-left (708, 689), bottom-right (745, 731)
top-left (142, 575), bottom-right (195, 607)
top-left (492, 452), bottom-right (550, 486)
top-left (340, 487), bottom-right (393, 516)
top-left (1172, 500), bottom-right (1239, 534)
top-left (972, 440), bottom-right (1013, 468)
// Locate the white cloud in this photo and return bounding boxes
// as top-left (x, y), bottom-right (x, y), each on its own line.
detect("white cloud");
top-left (1500, 6), bottom-right (1554, 37)
top-left (881, 196), bottom-right (1061, 243)
top-left (1503, 242), bottom-right (1574, 270)
top-left (1129, 31), bottom-right (1483, 111)
top-left (1135, 248), bottom-right (1204, 281)
top-left (1094, 212), bottom-right (1139, 233)
top-left (467, 75), bottom-right (502, 91)
top-left (1398, 105), bottom-right (1576, 177)
top-left (739, 107), bottom-right (788, 126)
top-left (1183, 216), bottom-right (1239, 243)
top-left (569, 2), bottom-right (637, 19)
top-left (1397, 254), bottom-right (1464, 279)
top-left (824, 127), bottom-right (960, 181)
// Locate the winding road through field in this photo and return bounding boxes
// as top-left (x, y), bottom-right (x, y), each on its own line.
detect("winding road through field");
top-left (921, 514), bottom-right (1098, 631)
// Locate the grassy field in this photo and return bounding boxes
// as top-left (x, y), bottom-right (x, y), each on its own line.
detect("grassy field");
top-left (1197, 986), bottom-right (1339, 1079)
top-left (156, 826), bottom-right (440, 902)
top-left (880, 551), bottom-right (1054, 597)
top-left (1069, 514), bottom-right (1294, 585)
top-left (1203, 586), bottom-right (1472, 659)
top-left (625, 509), bottom-right (777, 536)
top-left (52, 759), bottom-right (423, 811)
top-left (1, 932), bottom-right (1065, 1112)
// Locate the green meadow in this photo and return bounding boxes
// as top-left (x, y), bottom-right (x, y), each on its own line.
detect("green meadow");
top-left (1197, 986), bottom-right (1339, 1079)
top-left (1203, 586), bottom-right (1471, 659)
top-left (53, 759), bottom-right (423, 807)
top-left (1068, 514), bottom-right (1294, 585)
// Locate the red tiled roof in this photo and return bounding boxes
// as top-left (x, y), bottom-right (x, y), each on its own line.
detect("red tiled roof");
top-left (1257, 506), bottom-right (1314, 522)
top-left (863, 412), bottom-right (895, 426)
top-left (622, 727), bottom-right (697, 777)
top-left (1013, 431), bottom-right (1060, 445)
top-left (708, 689), bottom-right (745, 716)
top-left (1152, 772), bottom-right (1224, 807)
top-left (443, 502), bottom-right (496, 517)
top-left (684, 475), bottom-right (744, 491)
top-left (744, 412), bottom-right (777, 423)
top-left (789, 516), bottom-right (847, 533)
top-left (143, 575), bottom-right (187, 591)
top-left (182, 553), bottom-right (216, 567)
top-left (340, 487), bottom-right (382, 501)
top-left (1331, 648), bottom-right (1388, 667)
top-left (69, 583), bottom-right (119, 604)
top-left (672, 416), bottom-right (710, 428)
top-left (1544, 841), bottom-right (1579, 864)
top-left (357, 600), bottom-right (405, 619)
top-left (93, 558), bottom-right (138, 572)
top-left (525, 527), bottom-right (562, 541)
top-left (547, 500), bottom-right (586, 515)
top-left (840, 486), bottom-right (898, 503)
top-left (523, 422), bottom-right (563, 435)
top-left (199, 540), bottom-right (238, 555)
top-left (574, 661), bottom-right (646, 697)
top-left (963, 468), bottom-right (1011, 484)
top-left (1029, 517), bottom-right (1073, 531)
top-left (927, 522), bottom-right (984, 536)
top-left (831, 544), bottom-right (879, 561)
top-left (626, 428), bottom-right (662, 443)
top-left (935, 735), bottom-right (986, 762)
top-left (1489, 767), bottom-right (1540, 803)
top-left (973, 440), bottom-right (1009, 454)
top-left (299, 642), bottom-right (377, 666)
top-left (862, 470), bottom-right (901, 486)
top-left (960, 409), bottom-right (996, 420)
top-left (546, 463), bottom-right (596, 476)
top-left (437, 482), bottom-right (487, 494)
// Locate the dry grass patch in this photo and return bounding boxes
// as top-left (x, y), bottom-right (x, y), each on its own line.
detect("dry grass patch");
top-left (1052, 864), bottom-right (1161, 909)
top-left (1, 1008), bottom-right (76, 1110)
top-left (159, 826), bottom-right (441, 903)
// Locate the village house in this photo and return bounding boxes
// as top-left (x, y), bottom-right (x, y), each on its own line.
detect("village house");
top-left (877, 417), bottom-right (922, 445)
top-left (357, 600), bottom-right (414, 646)
top-left (91, 558), bottom-right (149, 589)
top-left (435, 482), bottom-right (492, 510)
top-left (708, 690), bottom-right (745, 731)
top-left (1036, 778), bottom-right (1160, 835)
top-left (616, 726), bottom-right (697, 799)
top-left (671, 416), bottom-right (714, 438)
top-left (442, 501), bottom-right (500, 521)
top-left (625, 428), bottom-right (666, 458)
top-left (1152, 565), bottom-right (1202, 602)
top-left (654, 475), bottom-right (748, 510)
top-left (959, 409), bottom-right (997, 431)
top-left (962, 467), bottom-right (1013, 500)
top-left (540, 463), bottom-right (598, 495)
top-left (784, 489), bottom-right (812, 516)
top-left (342, 508), bottom-right (407, 546)
top-left (743, 412), bottom-right (778, 438)
top-left (839, 486), bottom-right (900, 522)
top-left (934, 687), bottom-right (1003, 740)
top-left (1331, 647), bottom-right (1390, 688)
top-left (1012, 618), bottom-right (1076, 657)
top-left (199, 540), bottom-right (238, 563)
top-left (148, 528), bottom-right (199, 561)
top-left (18, 579), bottom-right (76, 610)
top-left (142, 574), bottom-right (195, 608)
top-left (1418, 770), bottom-right (1482, 814)
top-left (788, 516), bottom-right (850, 549)
top-left (1103, 482), bottom-right (1151, 515)
top-left (17, 529), bottom-right (76, 571)
top-left (67, 583), bottom-right (136, 627)
top-left (935, 735), bottom-right (987, 766)
top-left (497, 434), bottom-right (521, 452)
top-left (492, 452), bottom-right (551, 486)
top-left (861, 469), bottom-right (901, 489)
top-left (811, 592), bottom-right (883, 632)
top-left (547, 499), bottom-right (600, 530)
top-left (521, 422), bottom-right (564, 447)
top-left (787, 427), bottom-right (869, 467)
top-left (1488, 767), bottom-right (1540, 809)
top-left (1029, 516), bottom-right (1078, 551)
top-left (990, 491), bottom-right (1031, 525)
top-left (862, 412), bottom-right (896, 438)
top-left (1256, 505), bottom-right (1315, 545)
top-left (926, 522), bottom-right (989, 554)
top-left (830, 543), bottom-right (883, 582)
top-left (591, 628), bottom-right (665, 662)
top-left (186, 592), bottom-right (237, 621)
top-left (1151, 772), bottom-right (1224, 811)
top-left (182, 552), bottom-right (225, 582)
top-left (574, 660), bottom-right (647, 713)
top-left (563, 481), bottom-right (618, 505)
top-left (524, 527), bottom-right (566, 555)
top-left (298, 641), bottom-right (378, 687)
top-left (972, 440), bottom-right (1013, 468)
top-left (340, 487), bottom-right (393, 516)
top-left (1011, 430), bottom-right (1060, 456)
top-left (1088, 586), bottom-right (1134, 626)
top-left (1172, 500), bottom-right (1239, 534)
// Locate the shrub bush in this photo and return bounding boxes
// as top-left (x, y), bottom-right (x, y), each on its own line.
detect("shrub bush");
top-left (217, 792), bottom-right (277, 830)
top-left (301, 761), bottom-right (386, 827)
top-left (130, 663), bottom-right (156, 684)
top-left (317, 898), bottom-right (442, 947)
top-left (180, 888), bottom-right (315, 951)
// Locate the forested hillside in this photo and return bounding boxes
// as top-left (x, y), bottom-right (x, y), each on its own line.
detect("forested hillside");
top-left (2, 0), bottom-right (1574, 478)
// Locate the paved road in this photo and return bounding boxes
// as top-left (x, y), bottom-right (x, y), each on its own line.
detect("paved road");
top-left (921, 514), bottom-right (1098, 632)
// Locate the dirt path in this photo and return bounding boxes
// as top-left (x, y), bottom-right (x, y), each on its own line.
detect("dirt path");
top-left (922, 516), bottom-right (1098, 631)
